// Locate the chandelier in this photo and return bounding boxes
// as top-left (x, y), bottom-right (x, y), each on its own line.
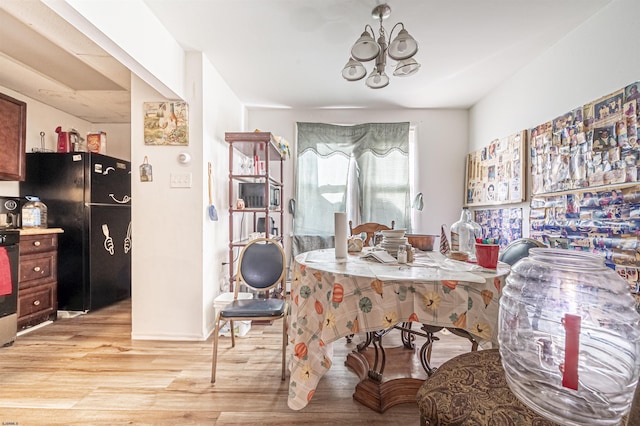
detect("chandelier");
top-left (342, 3), bottom-right (420, 89)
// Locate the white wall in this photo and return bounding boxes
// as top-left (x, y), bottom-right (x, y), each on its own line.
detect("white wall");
top-left (469, 0), bottom-right (640, 235)
top-left (248, 108), bottom-right (469, 258)
top-left (130, 52), bottom-right (243, 340)
top-left (471, 0), bottom-right (639, 148)
top-left (200, 54), bottom-right (246, 333)
top-left (98, 123), bottom-right (131, 161)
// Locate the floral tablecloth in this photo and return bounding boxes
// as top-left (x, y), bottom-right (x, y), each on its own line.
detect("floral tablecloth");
top-left (287, 248), bottom-right (510, 410)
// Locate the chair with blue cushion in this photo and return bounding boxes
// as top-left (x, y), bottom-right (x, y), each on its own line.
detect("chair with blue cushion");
top-left (211, 237), bottom-right (288, 383)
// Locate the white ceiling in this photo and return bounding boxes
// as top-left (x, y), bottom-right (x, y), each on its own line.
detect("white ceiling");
top-left (0, 0), bottom-right (613, 123)
top-left (0, 1), bottom-right (131, 123)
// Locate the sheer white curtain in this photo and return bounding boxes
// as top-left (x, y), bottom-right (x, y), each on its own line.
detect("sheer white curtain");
top-left (292, 122), bottom-right (410, 254)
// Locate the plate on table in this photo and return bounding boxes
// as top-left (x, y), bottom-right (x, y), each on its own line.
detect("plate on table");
top-left (382, 237), bottom-right (408, 244)
top-left (380, 229), bottom-right (406, 238)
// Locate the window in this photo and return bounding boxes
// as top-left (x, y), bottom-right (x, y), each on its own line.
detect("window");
top-left (293, 122), bottom-right (412, 252)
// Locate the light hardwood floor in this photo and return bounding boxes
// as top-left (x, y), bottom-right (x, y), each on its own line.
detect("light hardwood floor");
top-left (0, 299), bottom-right (472, 425)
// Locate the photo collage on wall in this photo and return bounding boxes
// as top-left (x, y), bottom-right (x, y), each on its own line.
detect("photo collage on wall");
top-left (473, 208), bottom-right (523, 249)
top-left (465, 130), bottom-right (525, 206)
top-left (529, 186), bottom-right (640, 294)
top-left (530, 82), bottom-right (640, 195)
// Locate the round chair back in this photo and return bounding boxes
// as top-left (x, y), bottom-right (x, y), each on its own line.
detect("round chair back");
top-left (238, 239), bottom-right (285, 290)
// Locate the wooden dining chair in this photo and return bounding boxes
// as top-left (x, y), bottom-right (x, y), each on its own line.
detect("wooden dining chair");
top-left (211, 237), bottom-right (288, 383)
top-left (349, 220), bottom-right (396, 246)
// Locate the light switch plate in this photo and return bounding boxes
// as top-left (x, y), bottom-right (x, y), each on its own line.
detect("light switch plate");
top-left (170, 172), bottom-right (192, 188)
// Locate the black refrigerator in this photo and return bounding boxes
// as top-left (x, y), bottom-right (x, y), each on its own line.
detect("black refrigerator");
top-left (20, 152), bottom-right (131, 312)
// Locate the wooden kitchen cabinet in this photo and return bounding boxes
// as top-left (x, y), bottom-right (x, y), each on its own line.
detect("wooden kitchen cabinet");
top-left (0, 92), bottom-right (27, 181)
top-left (17, 230), bottom-right (62, 329)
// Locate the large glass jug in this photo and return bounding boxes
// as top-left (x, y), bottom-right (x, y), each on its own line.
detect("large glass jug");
top-left (499, 248), bottom-right (640, 425)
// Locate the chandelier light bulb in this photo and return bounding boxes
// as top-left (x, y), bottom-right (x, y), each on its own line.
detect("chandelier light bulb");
top-left (351, 29), bottom-right (380, 62)
top-left (341, 57), bottom-right (366, 81)
top-left (393, 58), bottom-right (421, 77)
top-left (365, 68), bottom-right (389, 89)
top-left (388, 28), bottom-right (418, 60)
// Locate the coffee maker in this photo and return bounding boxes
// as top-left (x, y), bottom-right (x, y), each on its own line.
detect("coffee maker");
top-left (55, 126), bottom-right (82, 152)
top-left (0, 196), bottom-right (22, 229)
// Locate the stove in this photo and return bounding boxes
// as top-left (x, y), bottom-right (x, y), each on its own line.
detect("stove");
top-left (0, 228), bottom-right (19, 347)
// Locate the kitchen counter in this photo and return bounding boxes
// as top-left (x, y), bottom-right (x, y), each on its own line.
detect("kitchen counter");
top-left (19, 228), bottom-right (64, 236)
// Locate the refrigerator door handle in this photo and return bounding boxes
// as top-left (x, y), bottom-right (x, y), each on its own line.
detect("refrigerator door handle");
top-left (86, 201), bottom-right (131, 207)
top-left (108, 194), bottom-right (131, 204)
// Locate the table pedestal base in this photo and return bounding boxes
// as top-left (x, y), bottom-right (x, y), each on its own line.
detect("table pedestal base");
top-left (345, 345), bottom-right (427, 413)
top-left (345, 324), bottom-right (479, 413)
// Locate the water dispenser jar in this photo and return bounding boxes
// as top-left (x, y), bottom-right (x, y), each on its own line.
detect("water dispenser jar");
top-left (499, 248), bottom-right (640, 425)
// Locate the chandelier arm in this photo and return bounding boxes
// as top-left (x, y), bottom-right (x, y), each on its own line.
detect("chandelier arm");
top-left (388, 22), bottom-right (405, 45)
top-left (364, 24), bottom-right (376, 40)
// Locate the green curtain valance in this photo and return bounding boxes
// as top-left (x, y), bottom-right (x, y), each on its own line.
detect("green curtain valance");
top-left (297, 122), bottom-right (410, 158)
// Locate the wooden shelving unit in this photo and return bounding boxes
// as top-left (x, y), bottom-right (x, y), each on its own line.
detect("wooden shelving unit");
top-left (225, 132), bottom-right (285, 290)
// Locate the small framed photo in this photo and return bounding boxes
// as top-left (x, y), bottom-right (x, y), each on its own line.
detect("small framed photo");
top-left (143, 101), bottom-right (189, 146)
top-left (593, 90), bottom-right (624, 122)
top-left (624, 82), bottom-right (640, 103)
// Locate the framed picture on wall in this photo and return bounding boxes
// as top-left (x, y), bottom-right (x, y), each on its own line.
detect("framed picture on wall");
top-left (465, 130), bottom-right (527, 207)
top-left (143, 101), bottom-right (189, 146)
top-left (594, 91), bottom-right (624, 122)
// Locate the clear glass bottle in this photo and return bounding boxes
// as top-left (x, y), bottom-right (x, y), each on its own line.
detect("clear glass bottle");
top-left (450, 208), bottom-right (481, 260)
top-left (397, 244), bottom-right (407, 263)
top-left (21, 195), bottom-right (48, 228)
top-left (499, 248), bottom-right (640, 425)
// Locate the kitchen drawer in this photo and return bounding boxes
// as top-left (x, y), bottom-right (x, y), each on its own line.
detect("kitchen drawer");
top-left (16, 231), bottom-right (60, 330)
top-left (19, 233), bottom-right (58, 255)
top-left (19, 252), bottom-right (57, 287)
top-left (18, 283), bottom-right (56, 321)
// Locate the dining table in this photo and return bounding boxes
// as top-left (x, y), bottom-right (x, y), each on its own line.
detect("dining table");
top-left (287, 247), bottom-right (510, 412)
